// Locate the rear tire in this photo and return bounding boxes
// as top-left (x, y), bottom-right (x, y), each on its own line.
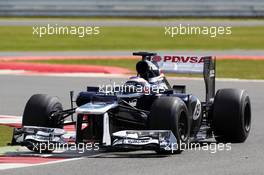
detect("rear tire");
top-left (22, 94), bottom-right (63, 153)
top-left (148, 96), bottom-right (190, 154)
top-left (213, 89), bottom-right (251, 143)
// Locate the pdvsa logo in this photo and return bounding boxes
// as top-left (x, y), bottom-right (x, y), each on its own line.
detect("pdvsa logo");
top-left (152, 56), bottom-right (162, 62)
top-left (152, 56), bottom-right (204, 63)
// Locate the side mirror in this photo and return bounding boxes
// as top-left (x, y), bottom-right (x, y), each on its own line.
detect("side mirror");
top-left (172, 85), bottom-right (186, 93)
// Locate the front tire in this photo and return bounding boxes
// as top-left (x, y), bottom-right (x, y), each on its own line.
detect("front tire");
top-left (22, 94), bottom-right (63, 153)
top-left (22, 94), bottom-right (63, 128)
top-left (213, 89), bottom-right (251, 143)
top-left (148, 96), bottom-right (190, 154)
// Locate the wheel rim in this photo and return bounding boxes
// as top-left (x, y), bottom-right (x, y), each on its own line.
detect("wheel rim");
top-left (48, 104), bottom-right (63, 128)
top-left (178, 112), bottom-right (188, 141)
top-left (244, 103), bottom-right (251, 132)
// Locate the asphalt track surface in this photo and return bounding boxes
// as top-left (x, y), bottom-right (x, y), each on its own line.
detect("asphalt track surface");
top-left (0, 19), bottom-right (264, 27)
top-left (0, 74), bottom-right (264, 175)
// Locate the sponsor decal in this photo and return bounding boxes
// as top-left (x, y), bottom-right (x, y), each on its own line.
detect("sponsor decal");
top-left (209, 69), bottom-right (215, 77)
top-left (193, 100), bottom-right (202, 120)
top-left (152, 55), bottom-right (162, 62)
top-left (152, 55), bottom-right (204, 63)
top-left (151, 55), bottom-right (205, 74)
top-left (126, 139), bottom-right (149, 144)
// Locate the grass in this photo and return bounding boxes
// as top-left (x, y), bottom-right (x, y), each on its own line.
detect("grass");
top-left (0, 26), bottom-right (264, 50)
top-left (25, 59), bottom-right (264, 79)
top-left (0, 125), bottom-right (12, 147)
top-left (215, 59), bottom-right (264, 79)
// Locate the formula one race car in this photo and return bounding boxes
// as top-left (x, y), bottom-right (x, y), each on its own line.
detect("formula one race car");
top-left (12, 52), bottom-right (251, 154)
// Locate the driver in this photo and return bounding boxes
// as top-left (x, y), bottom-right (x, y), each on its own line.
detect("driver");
top-left (123, 59), bottom-right (168, 94)
top-left (136, 60), bottom-right (168, 90)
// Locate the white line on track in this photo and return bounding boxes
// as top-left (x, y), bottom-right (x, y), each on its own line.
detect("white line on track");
top-left (0, 157), bottom-right (84, 170)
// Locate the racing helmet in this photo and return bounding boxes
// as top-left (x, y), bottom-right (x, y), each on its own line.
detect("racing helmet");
top-left (136, 60), bottom-right (161, 82)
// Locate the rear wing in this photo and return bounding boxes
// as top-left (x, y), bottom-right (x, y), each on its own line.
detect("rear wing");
top-left (156, 55), bottom-right (216, 104)
top-left (133, 52), bottom-right (216, 104)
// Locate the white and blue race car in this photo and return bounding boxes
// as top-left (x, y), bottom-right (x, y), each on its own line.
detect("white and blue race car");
top-left (12, 52), bottom-right (251, 154)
